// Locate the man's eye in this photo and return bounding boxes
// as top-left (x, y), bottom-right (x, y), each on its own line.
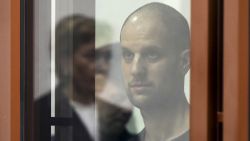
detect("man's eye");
top-left (122, 51), bottom-right (134, 63)
top-left (145, 52), bottom-right (161, 62)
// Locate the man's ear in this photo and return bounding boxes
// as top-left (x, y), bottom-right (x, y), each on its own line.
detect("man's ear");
top-left (179, 49), bottom-right (190, 75)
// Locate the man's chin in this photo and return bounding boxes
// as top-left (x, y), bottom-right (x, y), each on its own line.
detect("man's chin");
top-left (128, 94), bottom-right (161, 110)
top-left (127, 93), bottom-right (148, 108)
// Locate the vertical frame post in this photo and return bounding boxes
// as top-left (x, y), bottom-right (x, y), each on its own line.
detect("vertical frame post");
top-left (191, 0), bottom-right (218, 140)
top-left (11, 0), bottom-right (20, 140)
top-left (224, 0), bottom-right (249, 140)
top-left (0, 0), bottom-right (20, 140)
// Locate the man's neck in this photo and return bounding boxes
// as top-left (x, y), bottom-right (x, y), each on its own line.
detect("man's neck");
top-left (141, 92), bottom-right (189, 141)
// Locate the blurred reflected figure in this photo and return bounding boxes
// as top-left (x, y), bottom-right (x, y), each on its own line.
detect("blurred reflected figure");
top-left (120, 3), bottom-right (190, 141)
top-left (35, 15), bottom-right (132, 141)
top-left (95, 43), bottom-right (133, 141)
top-left (35, 15), bottom-right (95, 141)
top-left (95, 44), bottom-right (112, 94)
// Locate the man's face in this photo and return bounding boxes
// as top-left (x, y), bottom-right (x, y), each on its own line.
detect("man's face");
top-left (120, 18), bottom-right (180, 108)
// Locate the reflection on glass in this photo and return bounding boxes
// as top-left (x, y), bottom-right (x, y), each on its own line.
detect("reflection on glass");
top-left (35, 13), bottom-right (133, 141)
top-left (35, 15), bottom-right (96, 141)
top-left (95, 43), bottom-right (134, 141)
top-left (34, 1), bottom-right (190, 141)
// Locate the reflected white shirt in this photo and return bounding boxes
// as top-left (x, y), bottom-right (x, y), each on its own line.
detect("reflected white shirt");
top-left (70, 101), bottom-right (99, 141)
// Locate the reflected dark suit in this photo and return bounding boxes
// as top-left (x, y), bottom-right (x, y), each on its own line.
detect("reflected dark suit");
top-left (35, 85), bottom-right (133, 141)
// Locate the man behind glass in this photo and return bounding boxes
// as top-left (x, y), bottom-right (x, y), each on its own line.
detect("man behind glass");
top-left (120, 2), bottom-right (190, 141)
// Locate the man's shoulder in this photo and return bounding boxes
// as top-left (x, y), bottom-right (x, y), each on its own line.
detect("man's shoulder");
top-left (173, 131), bottom-right (189, 141)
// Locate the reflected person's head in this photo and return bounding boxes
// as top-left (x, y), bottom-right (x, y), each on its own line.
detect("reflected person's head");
top-left (55, 15), bottom-right (95, 102)
top-left (120, 3), bottom-right (190, 109)
top-left (95, 44), bottom-right (113, 94)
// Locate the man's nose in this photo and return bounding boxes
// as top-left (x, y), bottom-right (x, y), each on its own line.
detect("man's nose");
top-left (131, 56), bottom-right (146, 77)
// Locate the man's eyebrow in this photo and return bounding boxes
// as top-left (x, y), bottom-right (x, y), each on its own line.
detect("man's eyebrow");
top-left (141, 45), bottom-right (163, 51)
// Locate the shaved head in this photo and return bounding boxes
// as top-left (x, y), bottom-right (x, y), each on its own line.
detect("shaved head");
top-left (121, 2), bottom-right (189, 53)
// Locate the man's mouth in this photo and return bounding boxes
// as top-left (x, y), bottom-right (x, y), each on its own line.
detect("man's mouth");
top-left (129, 81), bottom-right (153, 94)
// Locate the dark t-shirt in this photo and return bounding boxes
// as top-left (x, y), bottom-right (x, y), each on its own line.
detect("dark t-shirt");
top-left (128, 130), bottom-right (189, 141)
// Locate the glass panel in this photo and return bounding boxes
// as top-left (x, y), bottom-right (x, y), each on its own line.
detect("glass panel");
top-left (33, 0), bottom-right (190, 141)
top-left (96, 0), bottom-right (190, 141)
